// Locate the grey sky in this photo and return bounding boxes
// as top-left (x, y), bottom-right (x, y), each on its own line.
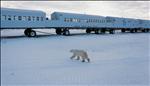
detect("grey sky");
top-left (1, 1), bottom-right (150, 20)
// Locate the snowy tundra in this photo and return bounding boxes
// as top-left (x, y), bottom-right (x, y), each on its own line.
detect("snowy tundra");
top-left (1, 30), bottom-right (150, 86)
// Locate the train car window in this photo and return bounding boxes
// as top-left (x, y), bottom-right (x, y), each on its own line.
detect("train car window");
top-left (51, 16), bottom-right (55, 20)
top-left (106, 19), bottom-right (111, 23)
top-left (99, 20), bottom-right (101, 23)
top-left (23, 16), bottom-right (26, 21)
top-left (92, 19), bottom-right (94, 22)
top-left (85, 19), bottom-right (88, 22)
top-left (36, 17), bottom-right (39, 21)
top-left (102, 20), bottom-right (104, 23)
top-left (90, 19), bottom-right (92, 22)
top-left (59, 14), bottom-right (63, 16)
top-left (96, 19), bottom-right (98, 23)
top-left (32, 16), bottom-right (35, 21)
top-left (18, 16), bottom-right (22, 20)
top-left (64, 18), bottom-right (67, 22)
top-left (15, 16), bottom-right (18, 20)
top-left (2, 15), bottom-right (6, 20)
top-left (86, 19), bottom-right (89, 23)
top-left (72, 18), bottom-right (75, 22)
top-left (104, 20), bottom-right (106, 23)
top-left (77, 19), bottom-right (80, 22)
top-left (41, 17), bottom-right (44, 21)
top-left (128, 20), bottom-right (130, 23)
top-left (13, 16), bottom-right (16, 20)
top-left (28, 16), bottom-right (31, 21)
top-left (73, 19), bottom-right (75, 22)
top-left (66, 18), bottom-right (69, 22)
top-left (76, 19), bottom-right (79, 22)
top-left (84, 19), bottom-right (87, 23)
top-left (70, 18), bottom-right (73, 22)
top-left (8, 15), bottom-right (11, 20)
top-left (77, 19), bottom-right (79, 22)
top-left (64, 18), bottom-right (70, 22)
top-left (94, 19), bottom-right (96, 22)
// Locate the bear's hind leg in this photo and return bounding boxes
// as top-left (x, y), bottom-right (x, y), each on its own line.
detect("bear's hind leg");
top-left (82, 59), bottom-right (85, 62)
top-left (87, 58), bottom-right (90, 62)
top-left (70, 54), bottom-right (75, 59)
top-left (76, 56), bottom-right (80, 60)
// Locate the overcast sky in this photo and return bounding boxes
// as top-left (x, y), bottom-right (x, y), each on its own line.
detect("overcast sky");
top-left (1, 1), bottom-right (150, 20)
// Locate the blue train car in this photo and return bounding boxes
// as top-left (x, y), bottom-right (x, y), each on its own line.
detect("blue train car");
top-left (1, 8), bottom-right (150, 37)
top-left (51, 12), bottom-right (150, 34)
top-left (1, 8), bottom-right (48, 37)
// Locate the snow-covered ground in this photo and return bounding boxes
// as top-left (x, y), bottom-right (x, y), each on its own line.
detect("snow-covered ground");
top-left (1, 30), bottom-right (150, 86)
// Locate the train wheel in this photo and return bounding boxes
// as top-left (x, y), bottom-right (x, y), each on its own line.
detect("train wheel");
top-left (63, 29), bottom-right (70, 36)
top-left (24, 30), bottom-right (28, 36)
top-left (24, 28), bottom-right (31, 37)
top-left (141, 29), bottom-right (146, 32)
top-left (146, 29), bottom-right (149, 32)
top-left (98, 29), bottom-right (101, 34)
top-left (101, 29), bottom-right (106, 34)
top-left (121, 29), bottom-right (126, 33)
top-left (95, 29), bottom-right (100, 34)
top-left (109, 29), bottom-right (115, 34)
top-left (130, 29), bottom-right (134, 33)
top-left (134, 29), bottom-right (137, 33)
top-left (29, 30), bottom-right (36, 37)
top-left (86, 29), bottom-right (91, 33)
top-left (56, 29), bottom-right (62, 35)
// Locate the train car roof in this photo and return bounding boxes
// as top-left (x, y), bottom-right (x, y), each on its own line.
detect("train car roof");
top-left (1, 8), bottom-right (46, 16)
top-left (52, 11), bottom-right (105, 18)
top-left (106, 16), bottom-right (150, 21)
top-left (52, 12), bottom-right (150, 21)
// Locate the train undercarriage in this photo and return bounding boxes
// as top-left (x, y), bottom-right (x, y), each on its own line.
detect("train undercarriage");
top-left (121, 28), bottom-right (150, 33)
top-left (24, 28), bottom-right (36, 37)
top-left (23, 28), bottom-right (150, 37)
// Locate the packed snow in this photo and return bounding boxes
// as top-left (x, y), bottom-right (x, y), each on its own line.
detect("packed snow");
top-left (1, 29), bottom-right (150, 86)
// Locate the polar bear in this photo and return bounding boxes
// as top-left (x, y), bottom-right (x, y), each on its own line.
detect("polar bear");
top-left (70, 49), bottom-right (90, 62)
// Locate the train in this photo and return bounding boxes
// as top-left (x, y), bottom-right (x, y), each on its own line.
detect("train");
top-left (1, 8), bottom-right (150, 37)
